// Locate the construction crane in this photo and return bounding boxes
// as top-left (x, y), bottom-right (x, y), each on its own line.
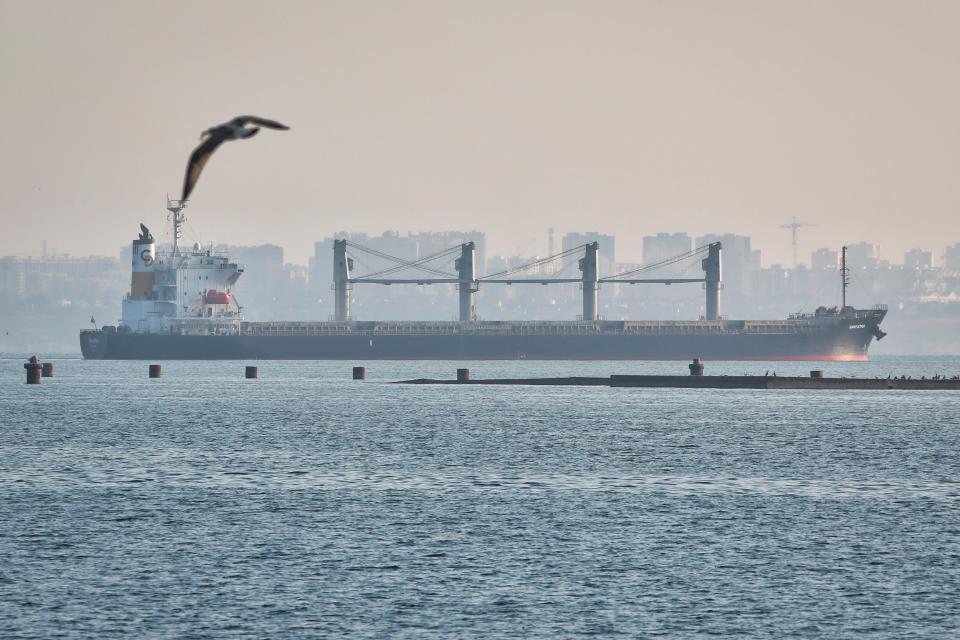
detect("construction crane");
top-left (780, 216), bottom-right (816, 269)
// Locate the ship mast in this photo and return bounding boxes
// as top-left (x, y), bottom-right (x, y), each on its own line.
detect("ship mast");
top-left (841, 245), bottom-right (849, 309)
top-left (166, 196), bottom-right (187, 256)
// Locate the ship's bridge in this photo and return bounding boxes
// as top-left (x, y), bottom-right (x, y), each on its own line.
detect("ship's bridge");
top-left (120, 217), bottom-right (245, 334)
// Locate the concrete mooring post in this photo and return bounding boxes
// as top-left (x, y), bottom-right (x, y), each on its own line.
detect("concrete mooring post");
top-left (457, 368), bottom-right (471, 382)
top-left (24, 356), bottom-right (41, 384)
top-left (41, 362), bottom-right (54, 378)
top-left (353, 366), bottom-right (366, 380)
top-left (149, 364), bottom-right (162, 379)
top-left (245, 366), bottom-right (259, 379)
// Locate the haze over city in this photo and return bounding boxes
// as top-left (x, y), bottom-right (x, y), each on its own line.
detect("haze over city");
top-left (5, 4), bottom-right (960, 638)
top-left (2, 0), bottom-right (959, 265)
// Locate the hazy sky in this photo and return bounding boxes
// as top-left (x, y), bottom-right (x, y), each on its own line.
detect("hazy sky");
top-left (1, 0), bottom-right (958, 265)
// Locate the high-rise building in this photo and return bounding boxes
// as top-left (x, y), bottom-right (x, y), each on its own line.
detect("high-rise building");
top-left (811, 248), bottom-right (838, 271)
top-left (845, 242), bottom-right (880, 270)
top-left (212, 244), bottom-right (285, 320)
top-left (409, 230), bottom-right (486, 277)
top-left (0, 255), bottom-right (125, 297)
top-left (642, 233), bottom-right (693, 275)
top-left (944, 243), bottom-right (960, 271)
top-left (0, 255), bottom-right (127, 351)
top-left (695, 234), bottom-right (761, 295)
top-left (903, 248), bottom-right (933, 270)
top-left (561, 231), bottom-right (615, 277)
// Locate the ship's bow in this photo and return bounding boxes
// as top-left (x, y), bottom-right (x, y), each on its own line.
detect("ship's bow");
top-left (844, 305), bottom-right (888, 359)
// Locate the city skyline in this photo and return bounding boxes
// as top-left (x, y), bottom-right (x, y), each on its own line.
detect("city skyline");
top-left (8, 220), bottom-right (958, 272)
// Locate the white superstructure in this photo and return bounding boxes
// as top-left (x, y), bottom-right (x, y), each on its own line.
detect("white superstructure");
top-left (120, 200), bottom-right (244, 335)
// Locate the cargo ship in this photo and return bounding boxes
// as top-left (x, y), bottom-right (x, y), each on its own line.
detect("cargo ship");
top-left (80, 204), bottom-right (887, 361)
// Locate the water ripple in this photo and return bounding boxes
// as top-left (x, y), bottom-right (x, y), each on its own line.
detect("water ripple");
top-left (1, 357), bottom-right (958, 638)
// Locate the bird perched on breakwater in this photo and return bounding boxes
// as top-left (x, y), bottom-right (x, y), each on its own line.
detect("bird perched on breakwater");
top-left (182, 115), bottom-right (290, 200)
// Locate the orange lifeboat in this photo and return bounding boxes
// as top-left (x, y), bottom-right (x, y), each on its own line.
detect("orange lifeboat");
top-left (204, 290), bottom-right (232, 305)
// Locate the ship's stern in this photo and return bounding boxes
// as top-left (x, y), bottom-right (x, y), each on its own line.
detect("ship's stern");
top-left (79, 329), bottom-right (109, 359)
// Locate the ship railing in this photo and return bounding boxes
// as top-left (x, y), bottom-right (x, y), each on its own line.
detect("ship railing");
top-left (844, 307), bottom-right (887, 319)
top-left (240, 321), bottom-right (356, 336)
top-left (168, 318), bottom-right (241, 336)
top-left (624, 323), bottom-right (723, 335)
top-left (742, 321), bottom-right (822, 334)
top-left (235, 318), bottom-right (827, 337)
top-left (619, 319), bottom-right (824, 335)
top-left (237, 320), bottom-right (619, 337)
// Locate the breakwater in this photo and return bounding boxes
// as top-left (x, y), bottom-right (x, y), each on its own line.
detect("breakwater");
top-left (399, 374), bottom-right (960, 390)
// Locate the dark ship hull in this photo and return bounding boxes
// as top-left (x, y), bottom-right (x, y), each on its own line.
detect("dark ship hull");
top-left (81, 308), bottom-right (887, 361)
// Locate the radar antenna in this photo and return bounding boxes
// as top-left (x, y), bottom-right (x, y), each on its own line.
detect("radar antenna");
top-left (166, 195), bottom-right (188, 256)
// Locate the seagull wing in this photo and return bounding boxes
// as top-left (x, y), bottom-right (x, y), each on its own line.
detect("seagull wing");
top-left (182, 132), bottom-right (229, 201)
top-left (233, 115), bottom-right (290, 130)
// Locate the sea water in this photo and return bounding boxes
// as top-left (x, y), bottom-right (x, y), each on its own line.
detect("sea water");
top-left (1, 356), bottom-right (958, 638)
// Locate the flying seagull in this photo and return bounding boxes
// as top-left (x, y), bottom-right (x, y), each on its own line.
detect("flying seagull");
top-left (181, 115), bottom-right (290, 201)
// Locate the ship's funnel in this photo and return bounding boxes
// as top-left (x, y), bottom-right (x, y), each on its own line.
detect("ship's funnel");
top-left (130, 224), bottom-right (156, 300)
